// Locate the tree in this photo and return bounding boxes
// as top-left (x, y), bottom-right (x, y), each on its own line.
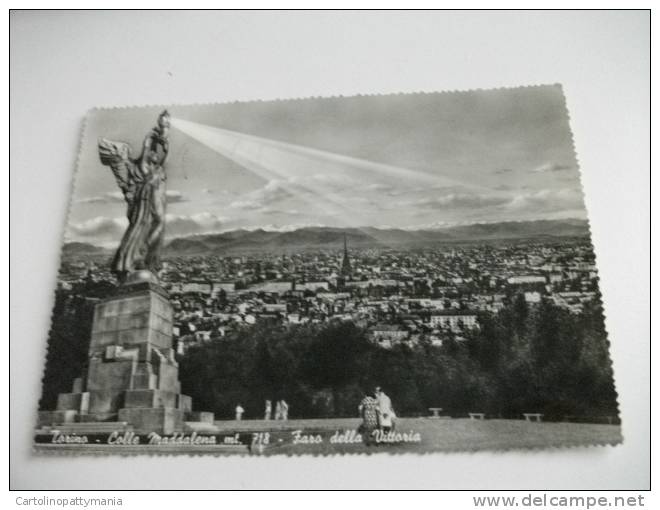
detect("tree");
top-left (39, 291), bottom-right (95, 410)
top-left (305, 321), bottom-right (372, 416)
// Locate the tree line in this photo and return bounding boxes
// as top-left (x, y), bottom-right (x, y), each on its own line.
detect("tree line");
top-left (40, 284), bottom-right (618, 423)
top-left (178, 293), bottom-right (617, 422)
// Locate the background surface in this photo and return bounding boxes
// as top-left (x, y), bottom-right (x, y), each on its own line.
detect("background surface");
top-left (10, 10), bottom-right (650, 489)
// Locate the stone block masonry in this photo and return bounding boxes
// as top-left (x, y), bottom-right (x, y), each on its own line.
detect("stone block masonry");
top-left (39, 280), bottom-right (213, 435)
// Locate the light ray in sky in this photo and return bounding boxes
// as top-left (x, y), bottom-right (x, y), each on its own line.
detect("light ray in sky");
top-left (170, 117), bottom-right (513, 240)
top-left (66, 88), bottom-right (587, 246)
top-left (170, 118), bottom-right (498, 193)
top-left (172, 120), bottom-right (362, 227)
top-left (171, 117), bottom-right (455, 244)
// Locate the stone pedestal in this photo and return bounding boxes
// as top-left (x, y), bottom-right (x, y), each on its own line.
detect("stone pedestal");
top-left (40, 277), bottom-right (213, 435)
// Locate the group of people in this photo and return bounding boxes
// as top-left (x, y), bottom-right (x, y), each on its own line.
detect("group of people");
top-left (235, 399), bottom-right (289, 421)
top-left (234, 400), bottom-right (290, 421)
top-left (264, 399), bottom-right (289, 421)
top-left (358, 386), bottom-right (396, 443)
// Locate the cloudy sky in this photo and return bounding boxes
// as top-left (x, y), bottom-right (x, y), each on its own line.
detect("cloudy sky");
top-left (67, 86), bottom-right (586, 246)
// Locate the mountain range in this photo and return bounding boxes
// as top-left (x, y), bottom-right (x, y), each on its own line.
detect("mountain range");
top-left (62, 219), bottom-right (590, 257)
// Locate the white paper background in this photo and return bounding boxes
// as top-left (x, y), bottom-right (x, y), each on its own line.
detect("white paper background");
top-left (10, 10), bottom-right (650, 489)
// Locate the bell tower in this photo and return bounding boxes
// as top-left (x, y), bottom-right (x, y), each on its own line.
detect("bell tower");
top-left (341, 233), bottom-right (352, 278)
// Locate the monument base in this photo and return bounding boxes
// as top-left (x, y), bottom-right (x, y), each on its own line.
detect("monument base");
top-left (39, 276), bottom-right (214, 436)
top-left (118, 407), bottom-right (184, 435)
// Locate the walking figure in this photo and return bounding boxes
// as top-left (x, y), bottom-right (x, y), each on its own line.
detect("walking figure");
top-left (235, 404), bottom-right (244, 421)
top-left (375, 386), bottom-right (396, 433)
top-left (358, 390), bottom-right (380, 446)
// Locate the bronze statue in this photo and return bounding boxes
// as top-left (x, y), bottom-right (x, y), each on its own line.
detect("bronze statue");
top-left (98, 111), bottom-right (170, 282)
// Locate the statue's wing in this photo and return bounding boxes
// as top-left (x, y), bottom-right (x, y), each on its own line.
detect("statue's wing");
top-left (98, 138), bottom-right (135, 193)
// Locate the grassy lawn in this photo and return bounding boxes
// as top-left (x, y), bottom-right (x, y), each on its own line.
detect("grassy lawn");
top-left (214, 417), bottom-right (622, 455)
top-left (34, 418), bottom-right (622, 455)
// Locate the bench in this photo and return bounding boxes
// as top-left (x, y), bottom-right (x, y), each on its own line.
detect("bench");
top-left (468, 413), bottom-right (485, 420)
top-left (523, 413), bottom-right (544, 422)
top-left (428, 407), bottom-right (443, 418)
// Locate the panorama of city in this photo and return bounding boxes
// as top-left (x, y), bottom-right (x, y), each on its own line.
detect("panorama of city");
top-left (59, 231), bottom-right (599, 354)
top-left (37, 90), bottom-right (620, 453)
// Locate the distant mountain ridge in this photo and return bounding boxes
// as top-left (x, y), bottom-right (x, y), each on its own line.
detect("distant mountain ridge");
top-left (62, 242), bottom-right (111, 256)
top-left (161, 219), bottom-right (590, 256)
top-left (63, 219), bottom-right (590, 257)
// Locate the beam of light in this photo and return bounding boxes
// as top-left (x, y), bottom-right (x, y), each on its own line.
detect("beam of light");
top-left (170, 118), bottom-right (495, 193)
top-left (228, 150), bottom-right (364, 227)
top-left (201, 139), bottom-right (415, 249)
top-left (171, 120), bottom-right (362, 228)
top-left (169, 118), bottom-right (505, 244)
top-left (170, 118), bottom-right (407, 240)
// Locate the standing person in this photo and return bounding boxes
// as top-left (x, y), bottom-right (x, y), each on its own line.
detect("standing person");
top-left (264, 400), bottom-right (272, 420)
top-left (274, 400), bottom-right (282, 420)
top-left (280, 400), bottom-right (289, 421)
top-left (358, 390), bottom-right (380, 445)
top-left (235, 404), bottom-right (245, 421)
top-left (375, 386), bottom-right (396, 433)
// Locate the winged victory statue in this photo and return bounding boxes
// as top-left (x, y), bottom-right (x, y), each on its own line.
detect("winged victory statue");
top-left (98, 110), bottom-right (171, 283)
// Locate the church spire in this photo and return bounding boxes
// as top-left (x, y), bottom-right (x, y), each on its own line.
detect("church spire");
top-left (341, 233), bottom-right (352, 277)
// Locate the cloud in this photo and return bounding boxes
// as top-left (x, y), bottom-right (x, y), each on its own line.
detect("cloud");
top-left (244, 223), bottom-right (326, 233)
top-left (67, 212), bottom-right (229, 246)
top-left (67, 216), bottom-right (128, 245)
top-left (532, 162), bottom-right (573, 173)
top-left (76, 191), bottom-right (125, 204)
top-left (164, 212), bottom-right (227, 237)
top-left (229, 179), bottom-right (290, 210)
top-left (76, 189), bottom-right (187, 204)
top-left (416, 193), bottom-right (510, 210)
top-left (229, 174), bottom-right (369, 212)
top-left (364, 183), bottom-right (395, 192)
top-left (229, 180), bottom-right (292, 211)
top-left (404, 220), bottom-right (454, 230)
top-left (258, 207), bottom-right (301, 216)
top-left (398, 187), bottom-right (585, 221)
top-left (304, 173), bottom-right (367, 194)
top-left (165, 190), bottom-right (188, 203)
top-left (202, 188), bottom-right (236, 197)
top-left (226, 177), bottom-right (475, 217)
top-left (382, 183), bottom-right (473, 198)
top-left (506, 188), bottom-right (584, 212)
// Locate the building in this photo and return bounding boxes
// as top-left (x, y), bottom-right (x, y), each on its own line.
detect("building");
top-left (429, 311), bottom-right (478, 331)
top-left (263, 303), bottom-right (287, 314)
top-left (249, 281), bottom-right (293, 294)
top-left (296, 281), bottom-right (330, 292)
top-left (345, 279), bottom-right (399, 289)
top-left (507, 275), bottom-right (546, 285)
top-left (368, 324), bottom-right (408, 348)
top-left (212, 281), bottom-right (236, 296)
top-left (341, 233), bottom-right (352, 277)
top-left (168, 281), bottom-right (213, 295)
top-left (524, 291), bottom-right (542, 303)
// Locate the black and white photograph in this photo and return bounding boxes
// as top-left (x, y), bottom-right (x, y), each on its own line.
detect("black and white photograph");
top-left (10, 9), bottom-right (650, 493)
top-left (33, 87), bottom-right (622, 455)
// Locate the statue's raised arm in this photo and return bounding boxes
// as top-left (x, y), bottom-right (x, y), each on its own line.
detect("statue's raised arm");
top-left (139, 110), bottom-right (170, 178)
top-left (98, 110), bottom-right (171, 283)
